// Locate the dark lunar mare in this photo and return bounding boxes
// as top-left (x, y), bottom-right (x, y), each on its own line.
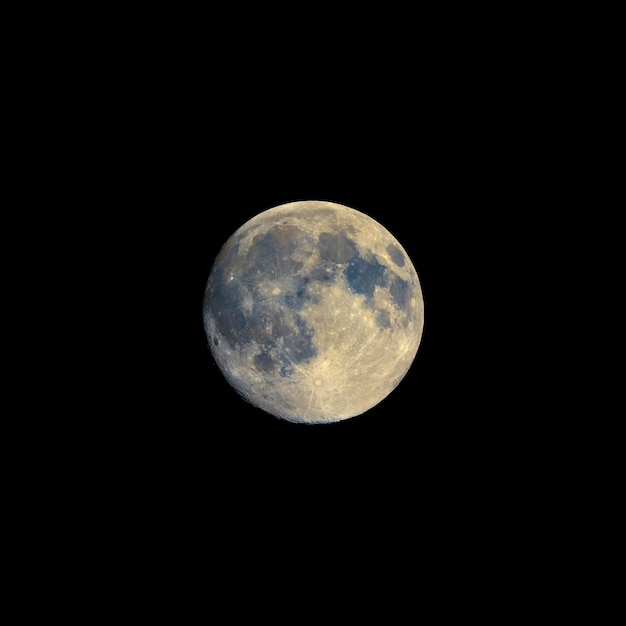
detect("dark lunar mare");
top-left (389, 275), bottom-right (410, 309)
top-left (386, 243), bottom-right (406, 267)
top-left (318, 231), bottom-right (357, 264)
top-left (205, 229), bottom-right (319, 378)
top-left (248, 230), bottom-right (304, 278)
top-left (205, 241), bottom-right (247, 349)
top-left (345, 254), bottom-right (388, 299)
top-left (343, 253), bottom-right (413, 327)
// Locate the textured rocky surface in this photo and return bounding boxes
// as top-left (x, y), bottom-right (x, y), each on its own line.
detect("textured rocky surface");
top-left (203, 201), bottom-right (424, 423)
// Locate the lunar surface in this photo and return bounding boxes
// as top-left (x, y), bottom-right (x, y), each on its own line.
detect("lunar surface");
top-left (203, 201), bottom-right (424, 423)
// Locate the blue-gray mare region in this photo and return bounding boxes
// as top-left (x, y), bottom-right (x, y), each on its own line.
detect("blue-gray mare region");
top-left (389, 275), bottom-right (410, 309)
top-left (341, 239), bottom-right (413, 326)
top-left (206, 225), bottom-right (319, 378)
top-left (386, 243), bottom-right (406, 267)
top-left (345, 254), bottom-right (387, 299)
top-left (318, 231), bottom-right (357, 264)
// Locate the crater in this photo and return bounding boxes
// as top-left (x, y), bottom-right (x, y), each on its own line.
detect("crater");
top-left (386, 243), bottom-right (406, 267)
top-left (389, 275), bottom-right (411, 309)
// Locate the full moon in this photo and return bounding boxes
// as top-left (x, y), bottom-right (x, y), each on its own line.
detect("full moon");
top-left (203, 200), bottom-right (424, 424)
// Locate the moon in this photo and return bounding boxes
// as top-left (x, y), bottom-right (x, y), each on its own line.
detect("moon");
top-left (203, 200), bottom-right (424, 424)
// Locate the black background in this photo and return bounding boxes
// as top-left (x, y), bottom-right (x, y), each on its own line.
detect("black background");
top-left (87, 95), bottom-right (543, 598)
top-left (24, 10), bottom-right (584, 614)
top-left (41, 8), bottom-right (567, 595)
top-left (108, 87), bottom-right (525, 508)
top-left (84, 34), bottom-right (538, 513)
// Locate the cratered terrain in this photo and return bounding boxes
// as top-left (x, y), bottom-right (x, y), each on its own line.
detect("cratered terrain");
top-left (203, 200), bottom-right (424, 423)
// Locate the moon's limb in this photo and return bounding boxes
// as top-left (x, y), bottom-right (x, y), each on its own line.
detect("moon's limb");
top-left (203, 201), bottom-right (424, 423)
